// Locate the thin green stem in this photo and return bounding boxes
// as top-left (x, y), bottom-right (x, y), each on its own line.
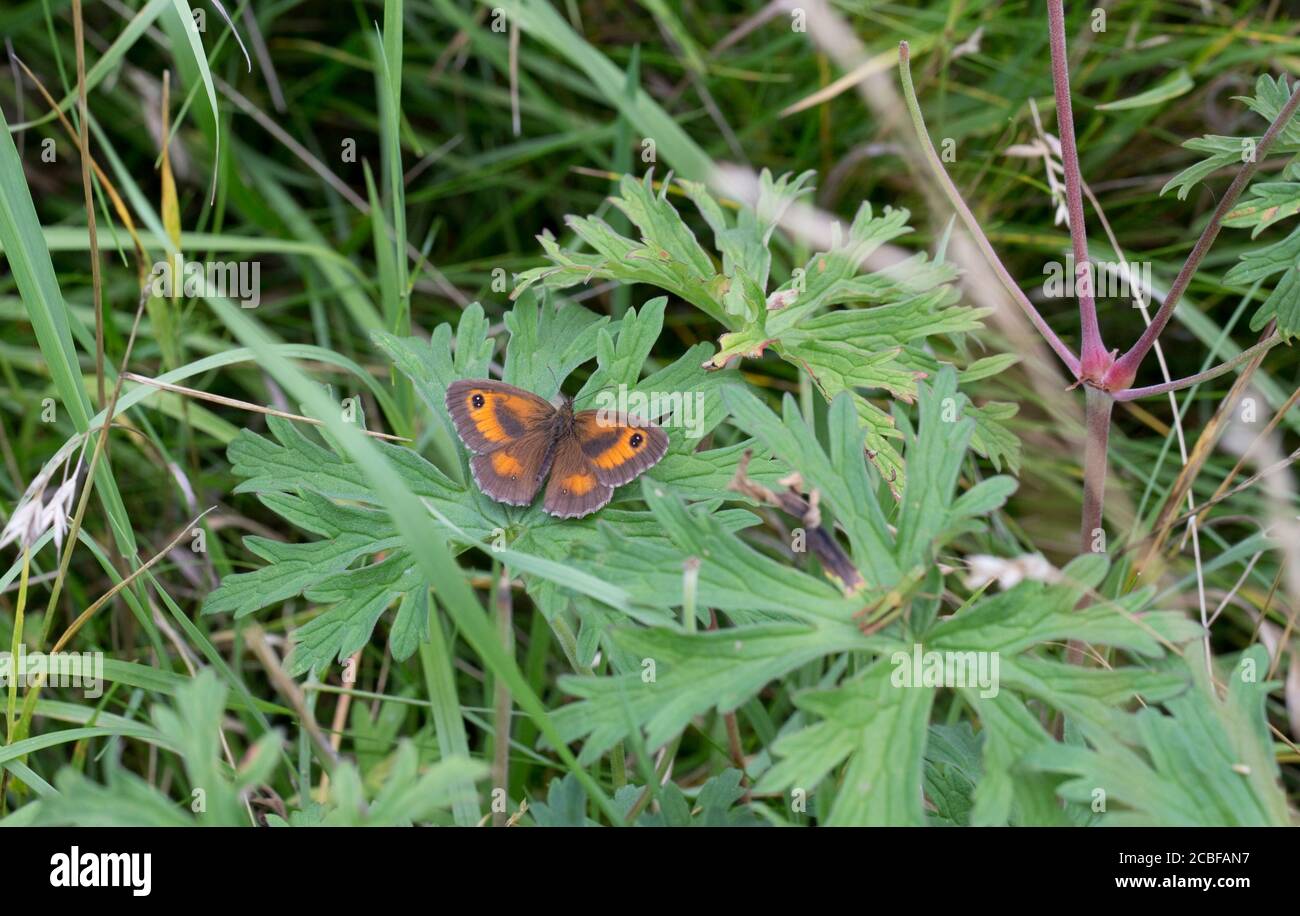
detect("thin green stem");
top-left (6, 547), bottom-right (30, 744)
top-left (37, 288), bottom-right (149, 649)
top-left (491, 563), bottom-right (514, 826)
top-left (418, 593), bottom-right (481, 827)
top-left (898, 41), bottom-right (1081, 378)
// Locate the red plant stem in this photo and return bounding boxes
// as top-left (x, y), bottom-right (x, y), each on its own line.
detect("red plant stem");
top-left (1105, 83), bottom-right (1300, 390)
top-left (898, 41), bottom-right (1082, 378)
top-left (1047, 0), bottom-right (1107, 378)
top-left (1080, 386), bottom-right (1113, 554)
top-left (1113, 334), bottom-right (1281, 401)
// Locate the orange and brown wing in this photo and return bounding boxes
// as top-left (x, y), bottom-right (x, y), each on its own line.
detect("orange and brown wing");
top-left (446, 379), bottom-right (555, 453)
top-left (543, 435), bottom-right (614, 519)
top-left (469, 429), bottom-right (555, 507)
top-left (573, 411), bottom-right (668, 488)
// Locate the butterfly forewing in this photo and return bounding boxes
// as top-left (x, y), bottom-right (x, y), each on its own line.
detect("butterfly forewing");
top-left (445, 379), bottom-right (555, 453)
top-left (574, 411), bottom-right (669, 488)
top-left (447, 379), bottom-right (558, 507)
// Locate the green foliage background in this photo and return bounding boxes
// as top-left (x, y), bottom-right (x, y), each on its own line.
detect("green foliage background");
top-left (0, 0), bottom-right (1296, 826)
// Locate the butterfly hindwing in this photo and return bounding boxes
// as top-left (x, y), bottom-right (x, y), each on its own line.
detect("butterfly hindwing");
top-left (543, 435), bottom-right (615, 518)
top-left (445, 379), bottom-right (555, 453)
top-left (574, 411), bottom-right (669, 488)
top-left (446, 380), bottom-right (669, 518)
top-left (468, 428), bottom-right (555, 507)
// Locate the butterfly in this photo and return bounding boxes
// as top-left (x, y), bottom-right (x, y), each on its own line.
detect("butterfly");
top-left (445, 379), bottom-right (669, 519)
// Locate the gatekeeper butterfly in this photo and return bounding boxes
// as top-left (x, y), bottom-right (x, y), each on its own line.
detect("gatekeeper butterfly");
top-left (446, 379), bottom-right (669, 519)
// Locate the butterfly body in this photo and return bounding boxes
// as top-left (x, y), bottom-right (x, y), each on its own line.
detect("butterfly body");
top-left (446, 379), bottom-right (668, 519)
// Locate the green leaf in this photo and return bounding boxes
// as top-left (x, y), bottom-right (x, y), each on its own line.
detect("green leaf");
top-left (1223, 175), bottom-right (1300, 236)
top-left (757, 659), bottom-right (936, 826)
top-left (201, 290), bottom-right (620, 821)
top-left (894, 366), bottom-right (975, 569)
top-left (1223, 222), bottom-right (1300, 338)
top-left (923, 723), bottom-right (983, 826)
top-left (1161, 75), bottom-right (1300, 201)
top-left (206, 297), bottom-right (785, 686)
top-left (26, 671), bottom-right (484, 827)
top-left (553, 621), bottom-right (883, 764)
top-left (963, 689), bottom-right (1072, 826)
top-left (515, 175), bottom-right (730, 326)
top-left (1162, 135), bottom-right (1255, 201)
top-left (1097, 68), bottom-right (1194, 111)
top-left (528, 772), bottom-right (599, 826)
top-left (966, 401), bottom-right (1022, 474)
top-left (517, 175), bottom-right (999, 488)
top-left (485, 0), bottom-right (713, 180)
top-left (1025, 645), bottom-right (1289, 826)
top-left (681, 169), bottom-right (816, 296)
top-left (723, 387), bottom-right (899, 584)
top-left (0, 99), bottom-right (136, 556)
top-left (639, 769), bottom-right (764, 826)
top-left (164, 2), bottom-right (222, 200)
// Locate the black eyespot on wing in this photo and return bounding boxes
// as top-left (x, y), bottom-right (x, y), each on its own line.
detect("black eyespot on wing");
top-left (471, 393), bottom-right (485, 409)
top-left (629, 433), bottom-right (643, 449)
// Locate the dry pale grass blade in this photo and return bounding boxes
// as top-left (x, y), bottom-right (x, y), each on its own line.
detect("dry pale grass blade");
top-left (786, 0), bottom-right (1087, 445)
top-left (774, 0), bottom-right (915, 128)
top-left (1131, 322), bottom-right (1279, 582)
top-left (1218, 406), bottom-right (1300, 691)
top-left (245, 625), bottom-right (339, 770)
top-left (316, 648), bottom-right (361, 797)
top-left (49, 507), bottom-right (215, 658)
top-left (72, 0), bottom-right (105, 406)
top-left (1196, 387), bottom-right (1300, 530)
top-left (216, 77), bottom-right (367, 210)
top-left (241, 4), bottom-right (286, 111)
top-left (780, 45), bottom-right (902, 119)
top-left (120, 372), bottom-right (410, 442)
top-left (405, 135), bottom-right (462, 185)
top-left (710, 0), bottom-right (784, 57)
top-left (35, 288), bottom-right (151, 653)
top-left (491, 564), bottom-right (513, 826)
top-left (1133, 447), bottom-right (1300, 540)
top-left (12, 55), bottom-right (149, 275)
top-left (208, 0), bottom-right (252, 72)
